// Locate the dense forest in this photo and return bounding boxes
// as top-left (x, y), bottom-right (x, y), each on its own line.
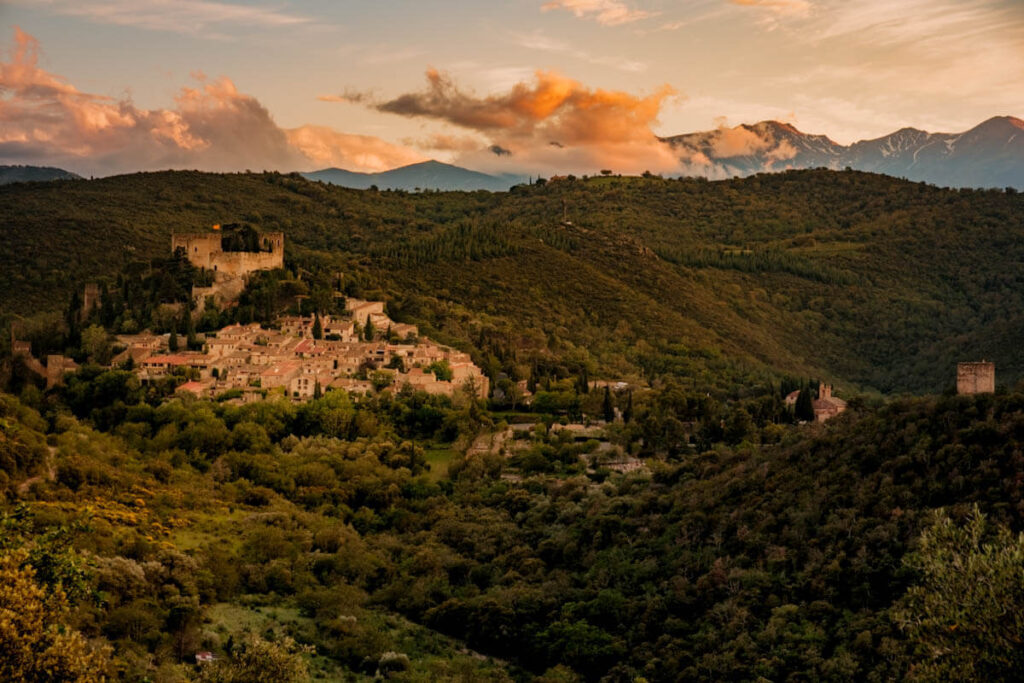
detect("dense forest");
top-left (3, 376), bottom-right (1024, 680)
top-left (2, 169), bottom-right (1023, 394)
top-left (3, 170), bottom-right (1024, 681)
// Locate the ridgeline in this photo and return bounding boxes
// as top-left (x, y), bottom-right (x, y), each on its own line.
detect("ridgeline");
top-left (2, 169), bottom-right (1023, 394)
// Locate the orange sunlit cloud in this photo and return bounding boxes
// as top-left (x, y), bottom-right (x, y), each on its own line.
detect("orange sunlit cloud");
top-left (0, 27), bottom-right (421, 175)
top-left (353, 68), bottom-right (683, 174)
top-left (286, 125), bottom-right (425, 170)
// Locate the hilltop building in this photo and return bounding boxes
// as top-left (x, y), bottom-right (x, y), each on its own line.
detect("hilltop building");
top-left (172, 224), bottom-right (283, 315)
top-left (172, 224), bottom-right (283, 279)
top-left (957, 361), bottom-right (995, 395)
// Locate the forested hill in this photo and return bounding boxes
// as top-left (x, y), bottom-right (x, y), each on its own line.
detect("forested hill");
top-left (2, 169), bottom-right (1024, 394)
top-left (4, 377), bottom-right (1024, 680)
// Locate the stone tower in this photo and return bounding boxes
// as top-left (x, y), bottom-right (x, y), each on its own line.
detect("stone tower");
top-left (957, 361), bottom-right (995, 395)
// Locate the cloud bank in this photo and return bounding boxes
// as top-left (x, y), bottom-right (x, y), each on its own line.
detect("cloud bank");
top-left (0, 28), bottom-right (421, 175)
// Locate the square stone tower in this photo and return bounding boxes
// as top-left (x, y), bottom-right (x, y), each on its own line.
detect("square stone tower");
top-left (957, 361), bottom-right (995, 395)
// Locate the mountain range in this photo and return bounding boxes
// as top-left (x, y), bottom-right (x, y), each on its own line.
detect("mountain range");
top-left (302, 160), bottom-right (526, 192)
top-left (0, 165), bottom-right (81, 185)
top-left (4, 117), bottom-right (1020, 191)
top-left (662, 116), bottom-right (1024, 189)
top-left (305, 116), bottom-right (1024, 192)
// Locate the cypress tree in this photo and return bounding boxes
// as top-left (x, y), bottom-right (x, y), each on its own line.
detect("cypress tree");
top-left (364, 314), bottom-right (375, 341)
top-left (623, 390), bottom-right (633, 424)
top-left (795, 388), bottom-right (816, 422)
top-left (186, 313), bottom-right (198, 350)
top-left (312, 314), bottom-right (323, 340)
top-left (313, 380), bottom-right (322, 399)
top-left (168, 326), bottom-right (179, 353)
top-left (602, 386), bottom-right (614, 422)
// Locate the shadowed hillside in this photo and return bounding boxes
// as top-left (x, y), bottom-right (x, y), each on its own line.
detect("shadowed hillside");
top-left (2, 169), bottom-right (1023, 394)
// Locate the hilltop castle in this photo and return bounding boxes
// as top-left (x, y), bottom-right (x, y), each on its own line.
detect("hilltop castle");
top-left (172, 224), bottom-right (283, 279)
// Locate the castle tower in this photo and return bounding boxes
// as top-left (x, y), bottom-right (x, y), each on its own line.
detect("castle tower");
top-left (81, 283), bottom-right (101, 322)
top-left (957, 361), bottom-right (995, 395)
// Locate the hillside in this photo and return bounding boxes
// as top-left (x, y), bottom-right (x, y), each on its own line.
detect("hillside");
top-left (4, 373), bottom-right (1024, 679)
top-left (663, 116), bottom-right (1024, 189)
top-left (2, 169), bottom-right (1024, 394)
top-left (303, 160), bottom-right (525, 192)
top-left (0, 164), bottom-right (81, 184)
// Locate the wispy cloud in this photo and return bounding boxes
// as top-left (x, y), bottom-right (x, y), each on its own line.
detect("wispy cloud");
top-left (362, 46), bottom-right (426, 66)
top-left (513, 30), bottom-right (647, 72)
top-left (22, 0), bottom-right (313, 37)
top-left (541, 0), bottom-right (655, 26)
top-left (729, 0), bottom-right (812, 17)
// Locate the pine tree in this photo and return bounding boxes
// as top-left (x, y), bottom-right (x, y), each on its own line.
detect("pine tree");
top-left (312, 314), bottom-right (323, 340)
top-left (602, 386), bottom-right (614, 422)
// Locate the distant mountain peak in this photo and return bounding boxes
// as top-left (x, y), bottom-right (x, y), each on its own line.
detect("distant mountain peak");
top-left (664, 116), bottom-right (1023, 189)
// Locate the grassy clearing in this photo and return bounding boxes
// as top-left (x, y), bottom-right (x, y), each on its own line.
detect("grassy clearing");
top-left (422, 447), bottom-right (458, 482)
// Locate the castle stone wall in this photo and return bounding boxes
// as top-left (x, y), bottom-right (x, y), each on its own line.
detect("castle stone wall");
top-left (957, 361), bottom-right (995, 394)
top-left (172, 232), bottom-right (284, 277)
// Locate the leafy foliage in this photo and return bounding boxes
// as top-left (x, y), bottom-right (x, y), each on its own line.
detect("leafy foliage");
top-left (3, 170), bottom-right (1024, 394)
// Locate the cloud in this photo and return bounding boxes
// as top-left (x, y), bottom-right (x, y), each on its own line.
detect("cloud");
top-left (512, 30), bottom-right (647, 72)
top-left (0, 27), bottom-right (421, 175)
top-left (22, 0), bottom-right (312, 37)
top-left (489, 145), bottom-right (512, 156)
top-left (729, 0), bottom-right (812, 16)
top-left (286, 126), bottom-right (425, 171)
top-left (317, 89), bottom-right (372, 104)
top-left (540, 0), bottom-right (655, 26)
top-left (403, 133), bottom-right (484, 153)
top-left (347, 68), bottom-right (681, 174)
top-left (670, 120), bottom-right (800, 177)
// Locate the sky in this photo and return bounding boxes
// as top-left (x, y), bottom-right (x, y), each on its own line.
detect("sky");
top-left (1, 0), bottom-right (1022, 176)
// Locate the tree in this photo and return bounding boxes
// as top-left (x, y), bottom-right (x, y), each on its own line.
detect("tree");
top-left (168, 326), bottom-right (179, 353)
top-left (196, 636), bottom-right (311, 683)
top-left (794, 388), bottom-right (815, 422)
top-left (0, 548), bottom-right (111, 682)
top-left (602, 386), bottom-right (614, 423)
top-left (894, 506), bottom-right (1024, 681)
top-left (81, 325), bottom-right (111, 364)
top-left (623, 391), bottom-right (633, 424)
top-left (364, 314), bottom-right (375, 341)
top-left (312, 313), bottom-right (323, 340)
top-left (427, 360), bottom-right (453, 382)
top-left (313, 379), bottom-right (322, 399)
top-left (186, 311), bottom-right (200, 350)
